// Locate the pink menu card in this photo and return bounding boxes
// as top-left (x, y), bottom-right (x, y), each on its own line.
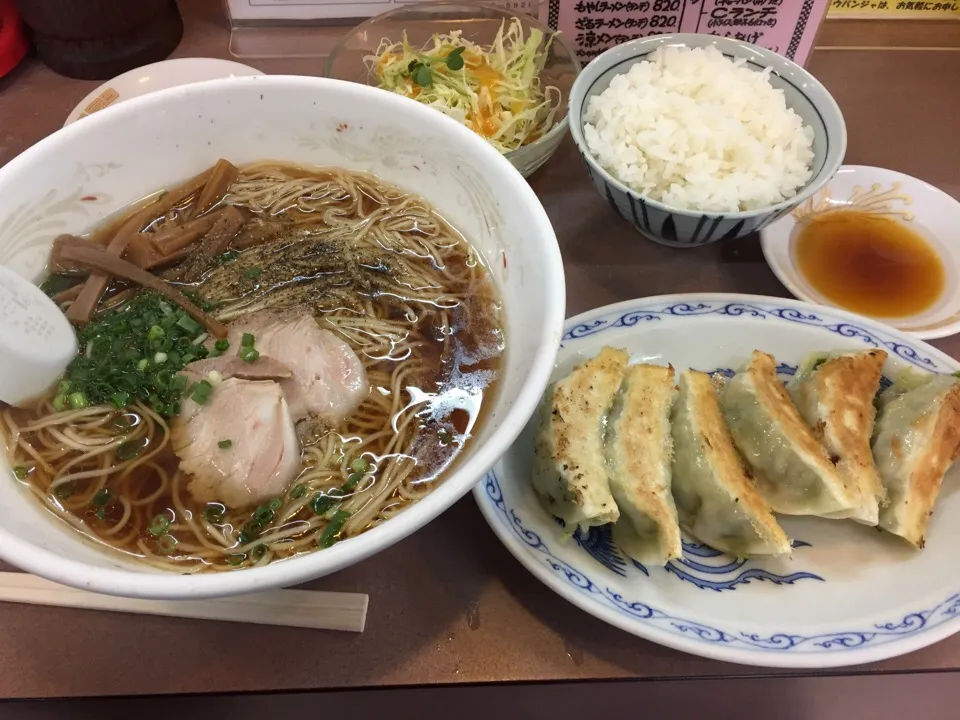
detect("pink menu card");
top-left (541, 0), bottom-right (832, 66)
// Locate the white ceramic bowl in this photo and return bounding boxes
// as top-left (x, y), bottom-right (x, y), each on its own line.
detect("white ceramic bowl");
top-left (762, 165), bottom-right (960, 340)
top-left (0, 75), bottom-right (565, 599)
top-left (63, 58), bottom-right (262, 127)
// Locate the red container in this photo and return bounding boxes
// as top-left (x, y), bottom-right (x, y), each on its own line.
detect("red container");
top-left (0, 0), bottom-right (28, 79)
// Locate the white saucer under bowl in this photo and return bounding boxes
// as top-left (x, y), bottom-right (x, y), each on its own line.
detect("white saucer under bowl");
top-left (64, 58), bottom-right (262, 127)
top-left (761, 165), bottom-right (960, 340)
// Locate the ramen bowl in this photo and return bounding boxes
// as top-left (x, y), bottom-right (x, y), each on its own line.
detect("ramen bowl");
top-left (326, 1), bottom-right (581, 178)
top-left (569, 34), bottom-right (846, 247)
top-left (0, 75), bottom-right (564, 599)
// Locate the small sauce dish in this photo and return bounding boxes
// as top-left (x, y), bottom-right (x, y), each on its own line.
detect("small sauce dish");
top-left (762, 165), bottom-right (960, 339)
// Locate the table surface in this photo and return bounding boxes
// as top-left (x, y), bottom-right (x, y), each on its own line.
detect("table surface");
top-left (1, 0), bottom-right (960, 701)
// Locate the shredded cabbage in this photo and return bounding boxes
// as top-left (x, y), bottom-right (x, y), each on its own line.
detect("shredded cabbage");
top-left (365, 18), bottom-right (561, 154)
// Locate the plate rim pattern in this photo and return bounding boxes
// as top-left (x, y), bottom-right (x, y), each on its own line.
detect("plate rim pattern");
top-left (473, 293), bottom-right (960, 668)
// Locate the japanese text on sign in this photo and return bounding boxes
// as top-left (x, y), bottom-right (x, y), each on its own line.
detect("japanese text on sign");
top-left (546, 0), bottom-right (831, 65)
top-left (829, 1), bottom-right (960, 15)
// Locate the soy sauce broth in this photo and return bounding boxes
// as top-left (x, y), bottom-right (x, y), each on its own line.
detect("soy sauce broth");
top-left (793, 210), bottom-right (945, 318)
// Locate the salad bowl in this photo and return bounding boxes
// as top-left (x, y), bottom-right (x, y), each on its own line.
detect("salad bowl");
top-left (326, 1), bottom-right (581, 177)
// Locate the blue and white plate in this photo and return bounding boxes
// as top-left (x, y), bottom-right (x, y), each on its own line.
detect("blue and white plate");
top-left (474, 293), bottom-right (960, 668)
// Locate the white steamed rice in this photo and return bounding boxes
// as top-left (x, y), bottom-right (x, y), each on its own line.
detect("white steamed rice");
top-left (583, 45), bottom-right (815, 213)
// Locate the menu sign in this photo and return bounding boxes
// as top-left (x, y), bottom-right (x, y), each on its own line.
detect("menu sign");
top-left (544, 0), bottom-right (832, 65)
top-left (227, 0), bottom-right (833, 67)
top-left (828, 1), bottom-right (960, 17)
top-left (226, 0), bottom-right (541, 22)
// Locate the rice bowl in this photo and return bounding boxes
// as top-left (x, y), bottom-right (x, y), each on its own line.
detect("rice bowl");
top-left (583, 45), bottom-right (815, 214)
top-left (568, 35), bottom-right (847, 248)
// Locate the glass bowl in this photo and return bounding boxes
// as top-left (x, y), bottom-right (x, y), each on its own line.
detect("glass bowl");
top-left (326, 1), bottom-right (580, 178)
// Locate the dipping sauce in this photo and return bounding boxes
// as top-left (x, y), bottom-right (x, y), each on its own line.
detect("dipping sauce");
top-left (794, 210), bottom-right (945, 318)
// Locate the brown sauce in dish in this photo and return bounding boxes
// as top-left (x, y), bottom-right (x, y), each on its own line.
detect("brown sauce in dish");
top-left (794, 210), bottom-right (945, 318)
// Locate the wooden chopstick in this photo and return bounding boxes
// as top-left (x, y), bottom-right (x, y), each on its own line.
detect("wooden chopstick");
top-left (0, 572), bottom-right (368, 632)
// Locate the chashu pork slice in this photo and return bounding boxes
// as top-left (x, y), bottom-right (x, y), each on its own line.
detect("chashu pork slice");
top-left (532, 346), bottom-right (628, 529)
top-left (172, 377), bottom-right (301, 509)
top-left (226, 313), bottom-right (368, 423)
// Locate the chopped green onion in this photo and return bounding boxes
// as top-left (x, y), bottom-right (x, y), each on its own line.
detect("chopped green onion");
top-left (251, 544), bottom-right (267, 561)
top-left (191, 380), bottom-right (213, 404)
top-left (68, 391), bottom-right (89, 409)
top-left (54, 482), bottom-right (75, 500)
top-left (253, 504), bottom-right (274, 523)
top-left (176, 314), bottom-right (202, 334)
top-left (238, 347), bottom-right (260, 364)
top-left (226, 553), bottom-right (245, 566)
top-left (170, 375), bottom-right (188, 393)
top-left (343, 472), bottom-right (363, 491)
top-left (311, 489), bottom-right (344, 516)
top-left (91, 488), bottom-right (110, 507)
top-left (318, 510), bottom-right (351, 548)
top-left (96, 507), bottom-right (108, 520)
top-left (57, 291), bottom-right (214, 421)
top-left (12, 466), bottom-right (28, 480)
top-left (116, 438), bottom-right (147, 460)
top-left (241, 333), bottom-right (255, 348)
top-left (291, 484), bottom-right (307, 500)
top-left (218, 439), bottom-right (233, 449)
top-left (110, 391), bottom-right (131, 409)
top-left (350, 457), bottom-right (369, 474)
top-left (148, 513), bottom-right (171, 536)
top-left (214, 339), bottom-right (230, 352)
top-left (243, 266), bottom-right (262, 280)
top-left (157, 534), bottom-right (178, 554)
top-left (267, 498), bottom-right (283, 511)
top-left (204, 504), bottom-right (225, 524)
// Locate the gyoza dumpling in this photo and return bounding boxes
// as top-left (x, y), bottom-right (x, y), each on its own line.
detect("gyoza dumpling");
top-left (532, 346), bottom-right (628, 529)
top-left (788, 350), bottom-right (888, 525)
top-left (873, 372), bottom-right (960, 548)
top-left (671, 371), bottom-right (791, 557)
top-left (605, 364), bottom-right (682, 565)
top-left (720, 350), bottom-right (857, 517)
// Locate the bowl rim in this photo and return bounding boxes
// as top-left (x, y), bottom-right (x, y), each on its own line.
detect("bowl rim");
top-left (567, 33), bottom-right (848, 220)
top-left (324, 0), bottom-right (582, 158)
top-left (0, 74), bottom-right (566, 599)
top-left (63, 57), bottom-right (263, 127)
